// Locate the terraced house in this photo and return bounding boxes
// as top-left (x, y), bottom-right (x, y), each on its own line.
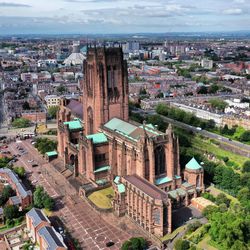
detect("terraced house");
top-left (57, 47), bottom-right (204, 237)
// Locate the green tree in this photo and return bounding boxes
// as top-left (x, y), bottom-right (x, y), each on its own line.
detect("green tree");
top-left (12, 118), bottom-right (30, 128)
top-left (0, 186), bottom-right (16, 206)
top-left (48, 106), bottom-right (60, 119)
top-left (4, 205), bottom-right (19, 220)
top-left (239, 131), bottom-right (250, 142)
top-left (174, 239), bottom-right (190, 250)
top-left (43, 195), bottom-right (55, 210)
top-left (242, 161), bottom-right (250, 173)
top-left (56, 84), bottom-right (67, 94)
top-left (14, 166), bottom-right (25, 179)
top-left (33, 186), bottom-right (46, 209)
top-left (215, 193), bottom-right (230, 207)
top-left (209, 98), bottom-right (227, 111)
top-left (121, 237), bottom-right (147, 250)
top-left (35, 138), bottom-right (57, 155)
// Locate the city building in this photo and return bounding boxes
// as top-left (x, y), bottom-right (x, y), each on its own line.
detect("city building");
top-left (201, 59), bottom-right (213, 69)
top-left (45, 95), bottom-right (61, 108)
top-left (57, 47), bottom-right (204, 238)
top-left (26, 208), bottom-right (67, 250)
top-left (0, 168), bottom-right (32, 209)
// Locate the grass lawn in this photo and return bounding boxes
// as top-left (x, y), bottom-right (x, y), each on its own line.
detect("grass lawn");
top-left (197, 235), bottom-right (218, 250)
top-left (161, 225), bottom-right (186, 242)
top-left (192, 136), bottom-right (248, 169)
top-left (206, 185), bottom-right (239, 203)
top-left (88, 187), bottom-right (114, 209)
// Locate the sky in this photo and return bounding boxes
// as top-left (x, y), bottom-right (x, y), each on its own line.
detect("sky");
top-left (0, 0), bottom-right (249, 34)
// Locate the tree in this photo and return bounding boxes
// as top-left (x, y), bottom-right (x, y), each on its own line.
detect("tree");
top-left (14, 166), bottom-right (25, 179)
top-left (33, 186), bottom-right (54, 211)
top-left (208, 98), bottom-right (227, 111)
top-left (0, 186), bottom-right (16, 206)
top-left (48, 106), bottom-right (60, 119)
top-left (239, 131), bottom-right (250, 142)
top-left (242, 161), bottom-right (250, 173)
top-left (174, 239), bottom-right (190, 250)
top-left (43, 195), bottom-right (55, 210)
top-left (34, 186), bottom-right (45, 208)
top-left (22, 101), bottom-right (30, 110)
top-left (215, 193), bottom-right (230, 207)
top-left (12, 118), bottom-right (30, 128)
top-left (35, 138), bottom-right (57, 155)
top-left (121, 237), bottom-right (147, 250)
top-left (56, 85), bottom-right (66, 94)
top-left (4, 205), bottom-right (19, 220)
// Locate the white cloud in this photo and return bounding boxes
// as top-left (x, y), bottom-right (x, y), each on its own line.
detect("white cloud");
top-left (223, 8), bottom-right (243, 15)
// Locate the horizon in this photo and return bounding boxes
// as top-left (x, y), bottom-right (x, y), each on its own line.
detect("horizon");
top-left (0, 0), bottom-right (250, 35)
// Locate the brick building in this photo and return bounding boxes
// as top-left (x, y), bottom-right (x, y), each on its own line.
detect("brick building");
top-left (26, 208), bottom-right (67, 250)
top-left (0, 168), bottom-right (32, 209)
top-left (57, 47), bottom-right (204, 238)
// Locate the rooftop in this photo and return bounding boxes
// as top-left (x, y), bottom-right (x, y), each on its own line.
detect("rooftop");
top-left (38, 226), bottom-right (66, 250)
top-left (124, 175), bottom-right (168, 200)
top-left (155, 176), bottom-right (172, 185)
top-left (46, 151), bottom-right (58, 157)
top-left (86, 133), bottom-right (108, 144)
top-left (26, 208), bottom-right (50, 227)
top-left (103, 118), bottom-right (163, 142)
top-left (186, 157), bottom-right (202, 170)
top-left (0, 168), bottom-right (32, 199)
top-left (64, 118), bottom-right (82, 131)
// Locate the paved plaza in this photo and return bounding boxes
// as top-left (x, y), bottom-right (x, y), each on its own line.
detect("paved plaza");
top-left (8, 139), bottom-right (144, 249)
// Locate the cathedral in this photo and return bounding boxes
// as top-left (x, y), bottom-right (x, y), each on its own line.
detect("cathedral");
top-left (57, 47), bottom-right (204, 238)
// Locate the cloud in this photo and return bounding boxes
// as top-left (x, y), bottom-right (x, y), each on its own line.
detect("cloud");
top-left (233, 0), bottom-right (245, 3)
top-left (223, 8), bottom-right (243, 15)
top-left (0, 2), bottom-right (32, 7)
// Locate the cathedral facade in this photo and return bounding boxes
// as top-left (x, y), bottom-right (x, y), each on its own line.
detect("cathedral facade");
top-left (57, 47), bottom-right (204, 238)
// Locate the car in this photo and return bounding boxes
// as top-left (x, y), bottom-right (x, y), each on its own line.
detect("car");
top-left (196, 127), bottom-right (202, 131)
top-left (31, 180), bottom-right (38, 184)
top-left (106, 241), bottom-right (115, 247)
top-left (58, 227), bottom-right (64, 234)
top-left (28, 159), bottom-right (34, 163)
top-left (32, 164), bottom-right (38, 168)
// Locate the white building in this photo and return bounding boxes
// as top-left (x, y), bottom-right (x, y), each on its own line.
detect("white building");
top-left (44, 95), bottom-right (61, 108)
top-left (225, 99), bottom-right (249, 109)
top-left (172, 102), bottom-right (223, 125)
top-left (201, 59), bottom-right (213, 69)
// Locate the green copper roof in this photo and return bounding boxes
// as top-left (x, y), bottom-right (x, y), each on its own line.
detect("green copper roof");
top-left (86, 133), bottom-right (108, 144)
top-left (104, 118), bottom-right (137, 135)
top-left (64, 119), bottom-right (82, 131)
top-left (155, 176), bottom-right (172, 185)
top-left (186, 157), bottom-right (202, 170)
top-left (117, 183), bottom-right (125, 193)
top-left (94, 165), bottom-right (111, 173)
top-left (46, 151), bottom-right (58, 157)
top-left (114, 176), bottom-right (120, 185)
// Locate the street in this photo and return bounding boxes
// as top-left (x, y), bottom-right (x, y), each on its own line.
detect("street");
top-left (8, 139), bottom-right (133, 250)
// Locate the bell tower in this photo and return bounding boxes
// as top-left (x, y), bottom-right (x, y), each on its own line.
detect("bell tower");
top-left (83, 47), bottom-right (129, 135)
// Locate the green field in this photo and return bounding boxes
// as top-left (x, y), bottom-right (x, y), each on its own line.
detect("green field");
top-left (88, 187), bottom-right (114, 209)
top-left (192, 136), bottom-right (249, 169)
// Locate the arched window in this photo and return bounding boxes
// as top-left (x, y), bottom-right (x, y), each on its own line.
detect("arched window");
top-left (196, 175), bottom-right (200, 187)
top-left (154, 145), bottom-right (166, 176)
top-left (87, 107), bottom-right (94, 134)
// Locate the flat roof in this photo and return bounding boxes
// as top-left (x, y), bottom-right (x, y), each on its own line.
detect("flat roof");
top-left (46, 151), bottom-right (58, 157)
top-left (64, 118), bottom-right (82, 131)
top-left (86, 133), bottom-right (108, 144)
top-left (124, 175), bottom-right (168, 200)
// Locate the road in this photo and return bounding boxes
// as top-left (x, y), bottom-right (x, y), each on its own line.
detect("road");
top-left (134, 108), bottom-right (250, 158)
top-left (8, 139), bottom-right (134, 250)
